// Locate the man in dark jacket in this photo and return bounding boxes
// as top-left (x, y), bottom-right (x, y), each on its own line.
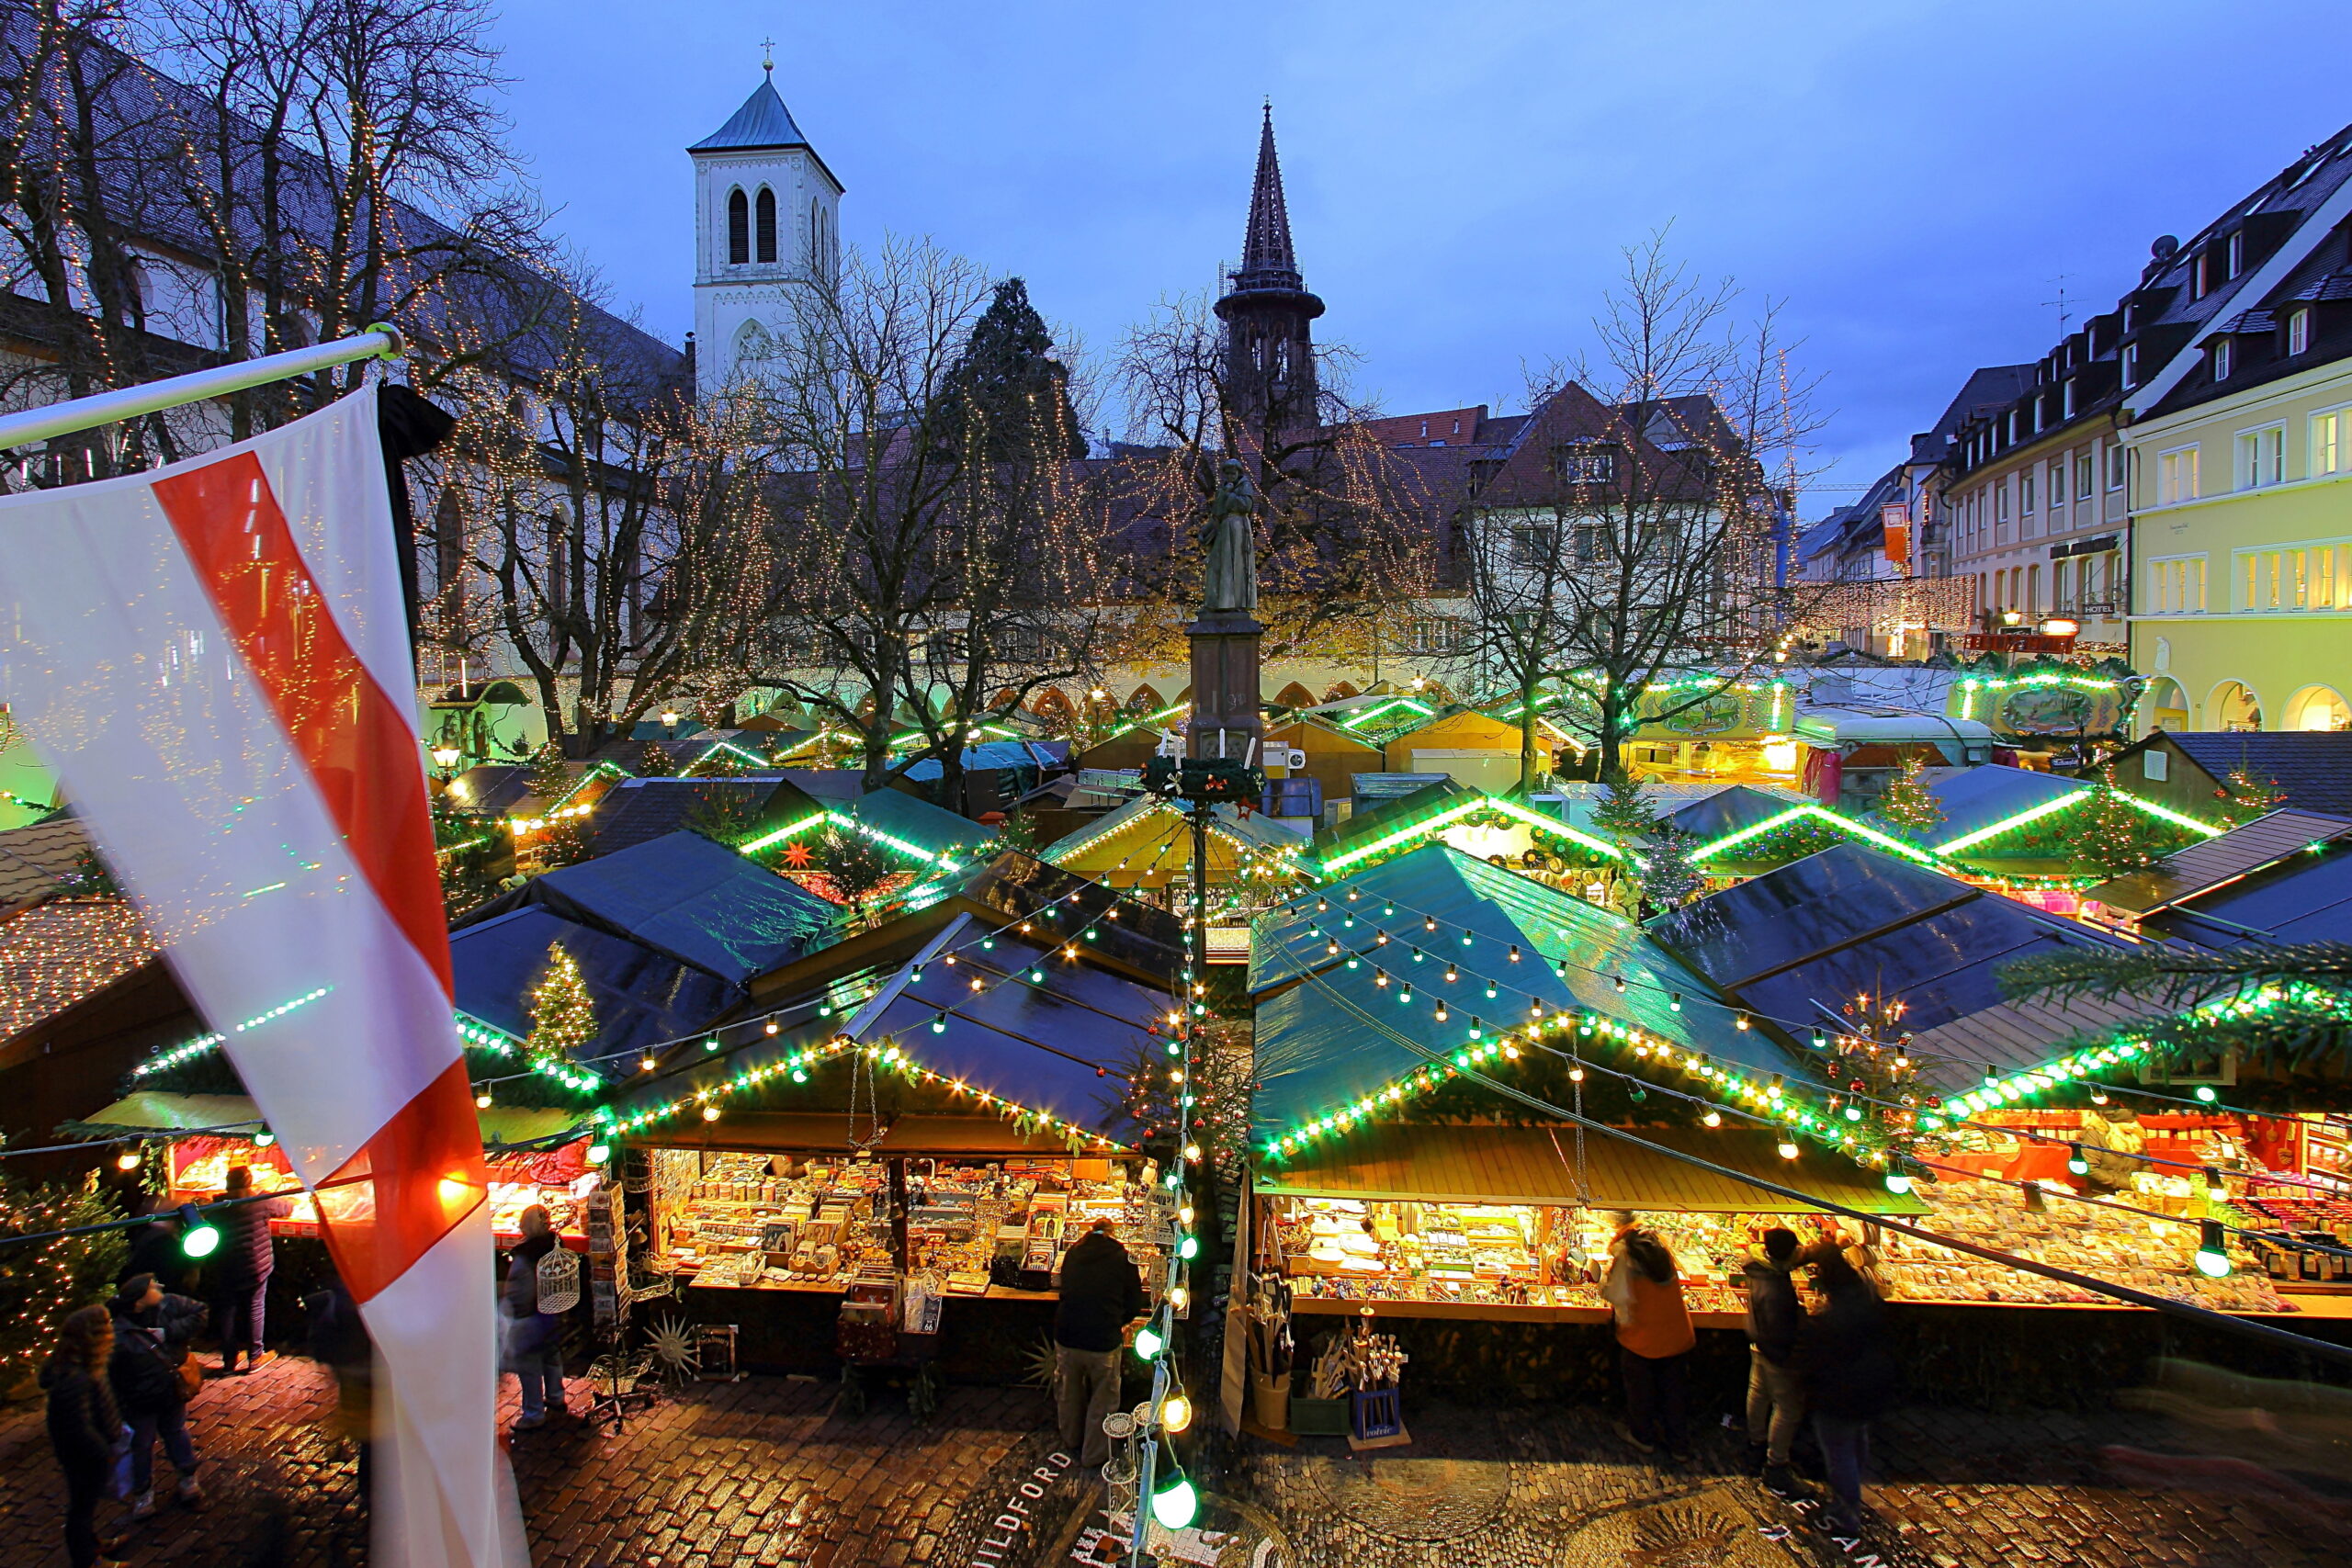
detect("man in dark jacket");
top-left (1053, 1220), bottom-right (1145, 1469)
top-left (1741, 1227), bottom-right (1804, 1491)
top-left (1795, 1248), bottom-right (1899, 1539)
top-left (212, 1165), bottom-right (289, 1373)
top-left (108, 1274), bottom-right (209, 1520)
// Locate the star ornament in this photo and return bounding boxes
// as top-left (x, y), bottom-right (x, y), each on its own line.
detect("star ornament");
top-left (783, 840), bottom-right (813, 868)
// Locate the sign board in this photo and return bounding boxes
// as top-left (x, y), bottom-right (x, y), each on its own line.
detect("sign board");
top-left (1350, 773), bottom-right (1450, 802)
top-left (1881, 502), bottom-right (1910, 570)
top-left (1075, 767), bottom-right (1144, 794)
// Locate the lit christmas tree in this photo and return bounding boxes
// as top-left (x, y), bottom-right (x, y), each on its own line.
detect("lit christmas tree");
top-left (2078, 767), bottom-right (2177, 877)
top-left (1877, 753), bottom-right (1944, 838)
top-left (2223, 764), bottom-right (2288, 818)
top-left (526, 742), bottom-right (571, 802)
top-left (0, 1172), bottom-right (125, 1393)
top-left (526, 944), bottom-right (598, 1069)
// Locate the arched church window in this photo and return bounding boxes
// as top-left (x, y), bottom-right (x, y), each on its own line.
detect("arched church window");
top-left (755, 187), bottom-right (777, 264)
top-left (727, 188), bottom-right (749, 265)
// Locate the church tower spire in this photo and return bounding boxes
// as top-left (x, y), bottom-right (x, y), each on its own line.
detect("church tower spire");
top-left (1215, 104), bottom-right (1324, 430)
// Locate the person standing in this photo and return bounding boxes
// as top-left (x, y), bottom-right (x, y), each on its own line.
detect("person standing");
top-left (1795, 1247), bottom-right (1899, 1538)
top-left (42, 1304), bottom-right (126, 1568)
top-left (1602, 1212), bottom-right (1695, 1461)
top-left (305, 1274), bottom-right (375, 1505)
top-left (108, 1273), bottom-right (209, 1521)
top-left (1742, 1227), bottom-right (1805, 1492)
top-left (1053, 1218), bottom-right (1145, 1470)
top-left (502, 1204), bottom-right (571, 1429)
top-left (212, 1165), bottom-right (289, 1374)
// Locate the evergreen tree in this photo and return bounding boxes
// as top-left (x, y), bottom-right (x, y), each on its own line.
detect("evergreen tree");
top-left (526, 944), bottom-right (598, 1067)
top-left (2223, 763), bottom-right (2288, 819)
top-left (638, 741), bottom-right (679, 778)
top-left (526, 743), bottom-right (571, 801)
top-left (938, 277), bottom-right (1085, 462)
top-left (1878, 753), bottom-right (1944, 838)
top-left (2078, 768), bottom-right (2177, 877)
top-left (1642, 824), bottom-right (1706, 913)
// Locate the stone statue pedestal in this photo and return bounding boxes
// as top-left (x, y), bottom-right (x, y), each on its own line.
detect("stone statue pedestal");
top-left (1187, 607), bottom-right (1264, 762)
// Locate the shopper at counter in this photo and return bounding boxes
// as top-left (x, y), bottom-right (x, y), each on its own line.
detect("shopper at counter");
top-left (1796, 1246), bottom-right (1898, 1538)
top-left (1741, 1227), bottom-right (1805, 1493)
top-left (1602, 1212), bottom-right (1695, 1461)
top-left (1053, 1219), bottom-right (1146, 1470)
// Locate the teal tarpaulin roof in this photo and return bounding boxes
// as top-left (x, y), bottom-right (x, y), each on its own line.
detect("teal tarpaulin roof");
top-left (842, 787), bottom-right (996, 865)
top-left (1247, 845), bottom-right (1792, 1136)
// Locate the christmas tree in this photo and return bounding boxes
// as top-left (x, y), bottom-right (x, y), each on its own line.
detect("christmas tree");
top-left (2077, 768), bottom-right (2177, 877)
top-left (1877, 753), bottom-right (1944, 838)
top-left (1641, 825), bottom-right (1707, 913)
top-left (2222, 763), bottom-right (2288, 819)
top-left (526, 742), bottom-right (571, 802)
top-left (0, 1172), bottom-right (125, 1393)
top-left (526, 944), bottom-right (598, 1068)
top-left (638, 741), bottom-right (679, 777)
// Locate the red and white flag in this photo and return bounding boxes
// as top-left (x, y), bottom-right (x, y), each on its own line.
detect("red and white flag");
top-left (0, 385), bottom-right (524, 1568)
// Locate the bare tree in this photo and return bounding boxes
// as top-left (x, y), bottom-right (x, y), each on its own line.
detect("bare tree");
top-left (433, 282), bottom-right (779, 754)
top-left (1458, 233), bottom-right (1825, 790)
top-left (1114, 292), bottom-right (1434, 668)
top-left (752, 241), bottom-right (1123, 804)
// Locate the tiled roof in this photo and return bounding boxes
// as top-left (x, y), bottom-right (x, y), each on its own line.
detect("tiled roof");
top-left (2168, 732), bottom-right (2352, 818)
top-left (0, 900), bottom-right (156, 1042)
top-left (0, 816), bottom-right (93, 908)
top-left (2082, 808), bottom-right (2352, 915)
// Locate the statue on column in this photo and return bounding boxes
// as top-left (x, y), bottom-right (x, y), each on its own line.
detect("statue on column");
top-left (1200, 457), bottom-right (1261, 615)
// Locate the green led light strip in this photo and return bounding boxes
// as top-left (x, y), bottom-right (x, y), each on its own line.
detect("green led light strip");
top-left (684, 739), bottom-right (773, 774)
top-left (1692, 804), bottom-right (1946, 867)
top-left (1938, 980), bottom-right (2352, 1122)
top-left (737, 811), bottom-right (830, 856)
top-left (1320, 794), bottom-right (1627, 875)
top-left (1339, 697), bottom-right (1437, 730)
top-left (546, 760), bottom-right (627, 815)
top-left (1932, 787), bottom-right (2224, 857)
top-left (1259, 998), bottom-right (1879, 1166)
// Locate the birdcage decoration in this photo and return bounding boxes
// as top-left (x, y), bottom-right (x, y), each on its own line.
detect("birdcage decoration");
top-left (535, 1246), bottom-right (582, 1314)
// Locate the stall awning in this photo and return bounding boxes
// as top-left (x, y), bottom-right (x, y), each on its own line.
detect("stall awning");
top-left (1257, 1123), bottom-right (1927, 1215)
top-left (655, 1110), bottom-right (1114, 1157)
top-left (80, 1091), bottom-right (582, 1150)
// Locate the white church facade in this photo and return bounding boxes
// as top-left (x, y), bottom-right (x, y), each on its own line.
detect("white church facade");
top-left (688, 68), bottom-right (843, 400)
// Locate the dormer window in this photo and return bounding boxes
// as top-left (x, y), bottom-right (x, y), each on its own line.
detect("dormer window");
top-left (2225, 231), bottom-right (2245, 278)
top-left (727, 188), bottom-right (750, 265)
top-left (2192, 252), bottom-right (2211, 299)
top-left (2063, 379), bottom-right (2076, 420)
top-left (2289, 309), bottom-right (2312, 355)
top-left (2123, 343), bottom-right (2141, 387)
top-left (755, 187), bottom-right (777, 264)
top-left (2211, 338), bottom-right (2233, 380)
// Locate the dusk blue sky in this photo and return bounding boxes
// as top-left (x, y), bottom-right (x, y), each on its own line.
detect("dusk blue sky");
top-left (493, 0), bottom-right (2346, 515)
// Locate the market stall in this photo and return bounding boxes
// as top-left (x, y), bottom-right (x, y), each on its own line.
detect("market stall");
top-left (600, 878), bottom-right (1189, 1377)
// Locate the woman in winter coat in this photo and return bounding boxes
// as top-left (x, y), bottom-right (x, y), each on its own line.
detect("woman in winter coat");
top-left (1795, 1247), bottom-right (1899, 1536)
top-left (42, 1304), bottom-right (125, 1568)
top-left (1601, 1211), bottom-right (1696, 1460)
top-left (108, 1273), bottom-right (209, 1520)
top-left (501, 1204), bottom-right (571, 1429)
top-left (211, 1164), bottom-right (289, 1373)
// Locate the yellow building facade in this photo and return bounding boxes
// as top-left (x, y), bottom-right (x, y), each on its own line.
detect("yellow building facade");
top-left (2126, 356), bottom-right (2352, 734)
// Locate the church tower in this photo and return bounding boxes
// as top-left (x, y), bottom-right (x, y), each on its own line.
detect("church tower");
top-left (689, 57), bottom-right (842, 400)
top-left (1214, 107), bottom-right (1324, 431)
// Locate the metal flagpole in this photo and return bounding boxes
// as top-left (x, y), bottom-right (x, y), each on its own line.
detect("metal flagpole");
top-left (0, 325), bottom-right (404, 453)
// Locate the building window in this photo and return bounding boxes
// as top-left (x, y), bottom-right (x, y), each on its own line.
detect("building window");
top-left (2019, 469), bottom-right (2035, 515)
top-left (2149, 557), bottom-right (2207, 615)
top-left (2238, 546), bottom-right (2346, 612)
top-left (2027, 563), bottom-right (2041, 611)
top-left (727, 188), bottom-right (749, 265)
top-left (754, 187), bottom-right (777, 264)
top-left (1508, 524), bottom-right (1560, 568)
top-left (1400, 616), bottom-right (1465, 654)
top-left (2236, 425), bottom-right (2285, 489)
top-left (2062, 379), bottom-right (2076, 419)
top-left (2289, 309), bottom-right (2312, 356)
top-left (2050, 461), bottom-right (2069, 522)
top-left (2314, 408), bottom-right (2349, 476)
top-left (2122, 343), bottom-right (2140, 386)
top-left (2226, 231), bottom-right (2245, 278)
top-left (1996, 478), bottom-right (2011, 524)
top-left (2211, 338), bottom-right (2233, 380)
top-left (2107, 443), bottom-right (2127, 491)
top-left (2075, 452), bottom-right (2095, 501)
top-left (2157, 446), bottom-right (2200, 505)
top-left (2192, 252), bottom-right (2211, 299)
top-left (1552, 443), bottom-right (1615, 483)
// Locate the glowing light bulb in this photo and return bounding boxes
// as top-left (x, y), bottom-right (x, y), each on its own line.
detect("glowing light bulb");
top-left (1777, 1140), bottom-right (1800, 1160)
top-left (475, 1091), bottom-right (492, 1109)
top-left (115, 1147), bottom-right (141, 1172)
top-left (1161, 1393), bottom-right (1193, 1432)
top-left (1702, 1111), bottom-right (1722, 1128)
top-left (1133, 1325), bottom-right (1163, 1359)
top-left (1150, 1475), bottom-right (1198, 1529)
top-left (701, 1105), bottom-right (721, 1122)
top-left (1884, 1171), bottom-right (1912, 1194)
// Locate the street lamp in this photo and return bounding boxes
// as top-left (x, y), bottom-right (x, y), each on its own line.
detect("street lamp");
top-left (660, 708), bottom-right (680, 739)
top-left (431, 743), bottom-right (461, 776)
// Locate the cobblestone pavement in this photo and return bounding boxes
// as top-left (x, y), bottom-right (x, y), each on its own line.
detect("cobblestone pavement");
top-left (1218, 1398), bottom-right (2345, 1568)
top-left (2, 1358), bottom-right (2340, 1567)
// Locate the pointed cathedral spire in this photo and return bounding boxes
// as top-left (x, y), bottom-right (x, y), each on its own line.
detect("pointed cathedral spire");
top-left (1236, 102), bottom-right (1302, 291)
top-left (1216, 104), bottom-right (1324, 430)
